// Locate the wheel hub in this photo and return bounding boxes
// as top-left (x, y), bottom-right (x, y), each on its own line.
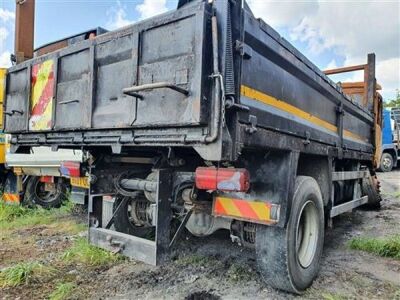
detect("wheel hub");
top-left (382, 157), bottom-right (391, 169)
top-left (296, 200), bottom-right (319, 268)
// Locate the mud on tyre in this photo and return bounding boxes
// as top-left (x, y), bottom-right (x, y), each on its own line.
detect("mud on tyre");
top-left (256, 176), bottom-right (325, 294)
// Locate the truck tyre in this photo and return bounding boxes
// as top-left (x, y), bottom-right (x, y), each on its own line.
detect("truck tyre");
top-left (113, 195), bottom-right (154, 238)
top-left (256, 176), bottom-right (324, 294)
top-left (379, 152), bottom-right (393, 172)
top-left (24, 177), bottom-right (68, 208)
top-left (361, 173), bottom-right (382, 209)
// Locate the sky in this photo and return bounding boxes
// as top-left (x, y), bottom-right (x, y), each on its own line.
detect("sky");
top-left (0, 0), bottom-right (399, 101)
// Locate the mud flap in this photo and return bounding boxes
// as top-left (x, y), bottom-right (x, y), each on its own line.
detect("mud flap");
top-left (2, 172), bottom-right (22, 205)
top-left (88, 169), bottom-right (173, 265)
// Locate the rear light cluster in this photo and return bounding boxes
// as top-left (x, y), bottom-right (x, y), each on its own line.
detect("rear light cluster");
top-left (60, 161), bottom-right (81, 177)
top-left (195, 167), bottom-right (250, 192)
top-left (39, 176), bottom-right (54, 183)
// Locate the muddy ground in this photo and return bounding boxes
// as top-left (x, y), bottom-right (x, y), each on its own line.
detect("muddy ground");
top-left (1, 171), bottom-right (399, 300)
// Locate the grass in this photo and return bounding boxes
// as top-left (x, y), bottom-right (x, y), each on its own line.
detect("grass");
top-left (0, 200), bottom-right (79, 232)
top-left (0, 262), bottom-right (54, 287)
top-left (226, 263), bottom-right (254, 282)
top-left (349, 235), bottom-right (400, 259)
top-left (62, 237), bottom-right (123, 266)
top-left (321, 293), bottom-right (346, 300)
top-left (49, 282), bottom-right (76, 300)
top-left (382, 191), bottom-right (400, 200)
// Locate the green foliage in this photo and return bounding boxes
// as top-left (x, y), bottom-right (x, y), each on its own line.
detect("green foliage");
top-left (0, 201), bottom-right (30, 222)
top-left (0, 262), bottom-right (53, 287)
top-left (349, 235), bottom-right (400, 259)
top-left (383, 89), bottom-right (400, 108)
top-left (226, 263), bottom-right (254, 282)
top-left (49, 282), bottom-right (76, 300)
top-left (62, 238), bottom-right (123, 266)
top-left (0, 200), bottom-right (76, 231)
top-left (321, 293), bottom-right (346, 300)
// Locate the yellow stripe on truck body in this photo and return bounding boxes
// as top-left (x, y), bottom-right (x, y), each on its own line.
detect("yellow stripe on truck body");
top-left (241, 85), bottom-right (368, 144)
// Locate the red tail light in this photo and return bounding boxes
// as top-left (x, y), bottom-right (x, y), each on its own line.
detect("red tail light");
top-left (40, 176), bottom-right (54, 183)
top-left (60, 161), bottom-right (81, 177)
top-left (195, 167), bottom-right (250, 192)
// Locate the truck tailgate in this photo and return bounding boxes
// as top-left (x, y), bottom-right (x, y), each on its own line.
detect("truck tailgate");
top-left (5, 2), bottom-right (211, 133)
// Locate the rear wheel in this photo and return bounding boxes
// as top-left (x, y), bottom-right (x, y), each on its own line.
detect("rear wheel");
top-left (379, 153), bottom-right (393, 172)
top-left (256, 176), bottom-right (325, 294)
top-left (24, 176), bottom-right (68, 208)
top-left (361, 172), bottom-right (382, 209)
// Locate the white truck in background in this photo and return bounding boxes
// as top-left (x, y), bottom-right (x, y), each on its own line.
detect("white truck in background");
top-left (4, 144), bottom-right (83, 207)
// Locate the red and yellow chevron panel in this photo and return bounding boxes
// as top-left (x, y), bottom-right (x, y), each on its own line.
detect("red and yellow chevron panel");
top-left (29, 59), bottom-right (55, 131)
top-left (213, 196), bottom-right (279, 225)
top-left (2, 193), bottom-right (20, 204)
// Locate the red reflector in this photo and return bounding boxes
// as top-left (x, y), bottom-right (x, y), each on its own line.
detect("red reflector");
top-left (60, 161), bottom-right (81, 177)
top-left (39, 176), bottom-right (54, 183)
top-left (195, 167), bottom-right (250, 192)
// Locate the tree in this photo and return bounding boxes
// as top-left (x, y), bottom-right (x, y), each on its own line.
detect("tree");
top-left (384, 89), bottom-right (400, 108)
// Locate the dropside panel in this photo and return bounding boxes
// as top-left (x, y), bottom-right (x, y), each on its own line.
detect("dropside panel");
top-left (55, 49), bottom-right (92, 129)
top-left (5, 67), bottom-right (29, 132)
top-left (92, 32), bottom-right (139, 128)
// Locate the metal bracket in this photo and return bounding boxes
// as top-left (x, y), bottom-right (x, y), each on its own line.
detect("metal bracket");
top-left (303, 131), bottom-right (311, 145)
top-left (169, 209), bottom-right (193, 248)
top-left (330, 196), bottom-right (368, 217)
top-left (235, 40), bottom-right (252, 59)
top-left (104, 196), bottom-right (129, 229)
top-left (89, 169), bottom-right (173, 265)
top-left (245, 115), bottom-right (257, 134)
top-left (225, 98), bottom-right (250, 112)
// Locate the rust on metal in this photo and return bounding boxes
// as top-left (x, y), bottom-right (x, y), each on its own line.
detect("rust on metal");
top-left (15, 0), bottom-right (35, 64)
top-left (324, 54), bottom-right (382, 168)
top-left (35, 40), bottom-right (68, 57)
top-left (323, 64), bottom-right (366, 75)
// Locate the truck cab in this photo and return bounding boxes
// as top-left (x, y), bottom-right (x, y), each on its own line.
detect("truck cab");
top-left (378, 108), bottom-right (399, 172)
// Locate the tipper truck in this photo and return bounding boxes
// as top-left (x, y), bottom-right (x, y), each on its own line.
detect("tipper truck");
top-left (4, 0), bottom-right (383, 293)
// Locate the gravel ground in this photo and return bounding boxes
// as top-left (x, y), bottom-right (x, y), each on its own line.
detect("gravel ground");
top-left (93, 170), bottom-right (400, 300)
top-left (1, 171), bottom-right (399, 300)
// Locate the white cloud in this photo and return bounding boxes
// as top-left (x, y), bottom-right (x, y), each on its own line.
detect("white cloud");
top-left (290, 2), bottom-right (400, 62)
top-left (325, 59), bottom-right (338, 70)
top-left (106, 0), bottom-right (168, 30)
top-left (0, 51), bottom-right (11, 68)
top-left (0, 8), bottom-right (15, 23)
top-left (376, 57), bottom-right (400, 100)
top-left (136, 0), bottom-right (168, 20)
top-left (106, 1), bottom-right (133, 30)
top-left (0, 27), bottom-right (9, 47)
top-left (246, 0), bottom-right (317, 28)
top-left (0, 8), bottom-right (15, 69)
top-left (247, 0), bottom-right (400, 101)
